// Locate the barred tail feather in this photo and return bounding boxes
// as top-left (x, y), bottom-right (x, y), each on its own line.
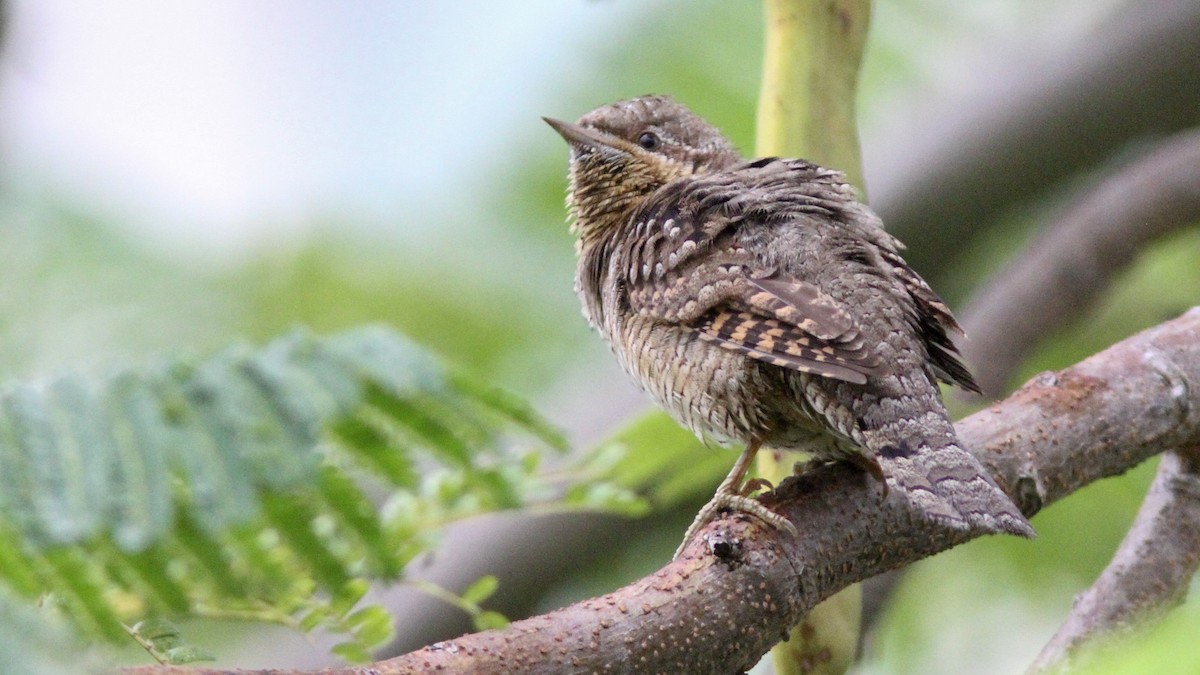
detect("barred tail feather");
top-left (875, 439), bottom-right (1034, 538)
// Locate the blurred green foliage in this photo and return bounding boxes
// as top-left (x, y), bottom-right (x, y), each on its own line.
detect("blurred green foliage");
top-left (0, 326), bottom-right (641, 665)
top-left (0, 587), bottom-right (94, 675)
top-left (1083, 597), bottom-right (1200, 675)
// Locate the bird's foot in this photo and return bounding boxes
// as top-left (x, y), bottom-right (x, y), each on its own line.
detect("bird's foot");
top-left (673, 490), bottom-right (797, 560)
top-left (846, 452), bottom-right (889, 500)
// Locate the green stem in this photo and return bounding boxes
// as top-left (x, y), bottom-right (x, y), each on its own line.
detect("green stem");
top-left (755, 1), bottom-right (872, 674)
top-left (404, 579), bottom-right (481, 616)
top-left (122, 622), bottom-right (168, 665)
top-left (756, 0), bottom-right (870, 193)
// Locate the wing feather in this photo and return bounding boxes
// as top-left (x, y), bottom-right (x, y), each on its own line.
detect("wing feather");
top-left (617, 160), bottom-right (972, 387)
top-left (619, 214), bottom-right (886, 383)
top-left (694, 310), bottom-right (874, 384)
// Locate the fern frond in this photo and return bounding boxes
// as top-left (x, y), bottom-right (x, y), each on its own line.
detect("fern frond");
top-left (0, 326), bottom-right (588, 659)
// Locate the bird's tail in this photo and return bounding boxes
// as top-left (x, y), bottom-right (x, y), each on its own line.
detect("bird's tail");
top-left (866, 410), bottom-right (1034, 538)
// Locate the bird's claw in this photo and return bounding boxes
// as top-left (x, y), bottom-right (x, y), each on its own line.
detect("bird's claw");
top-left (674, 492), bottom-right (797, 560)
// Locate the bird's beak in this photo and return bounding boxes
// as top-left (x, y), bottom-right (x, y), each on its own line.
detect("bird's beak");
top-left (543, 117), bottom-right (628, 157)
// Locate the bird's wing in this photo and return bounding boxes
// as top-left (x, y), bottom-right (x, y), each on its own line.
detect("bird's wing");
top-left (622, 178), bottom-right (883, 385)
top-left (878, 248), bottom-right (981, 393)
top-left (692, 302), bottom-right (879, 385)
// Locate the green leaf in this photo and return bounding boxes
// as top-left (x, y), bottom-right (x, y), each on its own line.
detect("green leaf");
top-left (260, 492), bottom-right (349, 592)
top-left (130, 617), bottom-right (214, 663)
top-left (162, 645), bottom-right (217, 665)
top-left (121, 545), bottom-right (192, 614)
top-left (106, 372), bottom-right (177, 551)
top-left (590, 411), bottom-right (723, 507)
top-left (447, 373), bottom-right (569, 452)
top-left (297, 607), bottom-right (326, 632)
top-left (41, 548), bottom-right (126, 642)
top-left (473, 610), bottom-right (510, 631)
top-left (346, 604), bottom-right (394, 648)
top-left (130, 617), bottom-right (179, 641)
top-left (329, 579), bottom-right (369, 618)
top-left (564, 482), bottom-right (650, 518)
top-left (331, 640), bottom-right (373, 664)
top-left (461, 575), bottom-right (500, 606)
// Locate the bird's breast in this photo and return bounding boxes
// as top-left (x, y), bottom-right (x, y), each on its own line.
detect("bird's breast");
top-left (577, 230), bottom-right (843, 454)
top-left (606, 311), bottom-right (760, 445)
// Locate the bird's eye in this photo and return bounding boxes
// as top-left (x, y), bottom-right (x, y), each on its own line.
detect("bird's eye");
top-left (637, 131), bottom-right (659, 150)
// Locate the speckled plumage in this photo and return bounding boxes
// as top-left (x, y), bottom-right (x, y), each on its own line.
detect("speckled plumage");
top-left (546, 95), bottom-right (1033, 540)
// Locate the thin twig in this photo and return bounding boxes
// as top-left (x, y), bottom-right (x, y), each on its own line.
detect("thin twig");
top-left (1028, 446), bottom-right (1200, 673)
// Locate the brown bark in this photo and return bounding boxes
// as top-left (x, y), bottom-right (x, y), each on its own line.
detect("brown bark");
top-left (125, 307), bottom-right (1200, 674)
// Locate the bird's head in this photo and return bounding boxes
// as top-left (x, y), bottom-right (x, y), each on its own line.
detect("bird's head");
top-left (544, 95), bottom-right (740, 245)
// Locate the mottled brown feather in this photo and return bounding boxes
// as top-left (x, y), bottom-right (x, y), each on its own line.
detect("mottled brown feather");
top-left (550, 95), bottom-right (1032, 538)
top-left (694, 310), bottom-right (873, 384)
top-left (620, 174), bottom-right (886, 383)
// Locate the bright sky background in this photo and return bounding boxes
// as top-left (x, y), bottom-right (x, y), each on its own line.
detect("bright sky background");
top-left (0, 1), bottom-right (648, 253)
top-left (0, 1), bottom-right (1122, 257)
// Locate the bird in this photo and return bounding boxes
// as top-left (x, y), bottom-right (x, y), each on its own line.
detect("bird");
top-left (543, 95), bottom-right (1034, 555)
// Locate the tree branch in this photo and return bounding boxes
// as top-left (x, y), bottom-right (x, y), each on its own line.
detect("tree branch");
top-left (961, 128), bottom-right (1200, 396)
top-left (1028, 445), bottom-right (1200, 673)
top-left (125, 307), bottom-right (1200, 674)
top-left (397, 307), bottom-right (1200, 674)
